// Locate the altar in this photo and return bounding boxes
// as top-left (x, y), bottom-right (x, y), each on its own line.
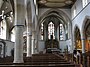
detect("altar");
top-left (45, 35), bottom-right (59, 49)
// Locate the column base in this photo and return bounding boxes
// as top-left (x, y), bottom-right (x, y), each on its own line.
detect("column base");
top-left (13, 60), bottom-right (24, 63)
top-left (26, 54), bottom-right (32, 57)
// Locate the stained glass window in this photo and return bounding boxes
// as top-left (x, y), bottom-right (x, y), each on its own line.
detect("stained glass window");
top-left (40, 23), bottom-right (44, 40)
top-left (48, 22), bottom-right (55, 39)
top-left (59, 24), bottom-right (64, 40)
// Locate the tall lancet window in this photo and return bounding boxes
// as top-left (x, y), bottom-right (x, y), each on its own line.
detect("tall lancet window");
top-left (40, 23), bottom-right (44, 40)
top-left (48, 21), bottom-right (55, 39)
top-left (59, 24), bottom-right (64, 40)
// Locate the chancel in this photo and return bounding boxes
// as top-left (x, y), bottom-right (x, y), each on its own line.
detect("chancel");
top-left (0, 0), bottom-right (90, 67)
top-left (45, 35), bottom-right (59, 48)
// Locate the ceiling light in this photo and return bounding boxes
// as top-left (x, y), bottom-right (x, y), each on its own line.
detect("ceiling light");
top-left (48, 0), bottom-right (66, 2)
top-left (65, 0), bottom-right (73, 4)
top-left (45, 3), bottom-right (65, 7)
top-left (39, 0), bottom-right (47, 4)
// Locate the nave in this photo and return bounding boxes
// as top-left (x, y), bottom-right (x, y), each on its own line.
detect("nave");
top-left (0, 53), bottom-right (81, 67)
top-left (0, 0), bottom-right (90, 67)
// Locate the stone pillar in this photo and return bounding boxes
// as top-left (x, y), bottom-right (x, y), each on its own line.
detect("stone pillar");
top-left (13, 0), bottom-right (25, 63)
top-left (36, 34), bottom-right (39, 53)
top-left (26, 27), bottom-right (32, 57)
top-left (32, 38), bottom-right (36, 54)
top-left (81, 38), bottom-right (86, 67)
top-left (27, 35), bottom-right (32, 57)
top-left (81, 39), bottom-right (85, 54)
top-left (5, 18), bottom-right (10, 40)
top-left (32, 37), bottom-right (36, 54)
top-left (68, 23), bottom-right (71, 39)
top-left (25, 0), bottom-right (32, 57)
top-left (32, 31), bottom-right (36, 54)
top-left (13, 25), bottom-right (24, 63)
top-left (70, 23), bottom-right (73, 62)
top-left (81, 32), bottom-right (86, 67)
top-left (81, 31), bottom-right (85, 53)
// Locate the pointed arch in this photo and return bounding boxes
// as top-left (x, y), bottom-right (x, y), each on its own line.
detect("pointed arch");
top-left (38, 8), bottom-right (71, 24)
top-left (81, 16), bottom-right (90, 37)
top-left (81, 16), bottom-right (90, 52)
top-left (38, 9), bottom-right (71, 29)
top-left (37, 8), bottom-right (71, 41)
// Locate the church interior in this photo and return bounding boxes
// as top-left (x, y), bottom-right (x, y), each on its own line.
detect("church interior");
top-left (0, 0), bottom-right (90, 67)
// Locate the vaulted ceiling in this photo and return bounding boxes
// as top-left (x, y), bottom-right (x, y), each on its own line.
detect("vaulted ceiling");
top-left (38, 0), bottom-right (76, 8)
